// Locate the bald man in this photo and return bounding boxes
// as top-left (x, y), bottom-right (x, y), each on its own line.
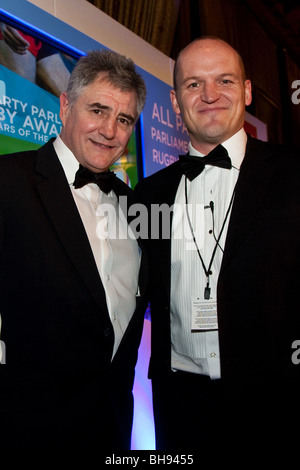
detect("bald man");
top-left (134, 37), bottom-right (300, 452)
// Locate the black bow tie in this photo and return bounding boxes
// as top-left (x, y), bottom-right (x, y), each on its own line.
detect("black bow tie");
top-left (179, 144), bottom-right (232, 181)
top-left (73, 164), bottom-right (117, 194)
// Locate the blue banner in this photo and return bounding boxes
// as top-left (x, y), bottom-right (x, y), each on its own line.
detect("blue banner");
top-left (0, 65), bottom-right (61, 147)
top-left (138, 69), bottom-right (189, 177)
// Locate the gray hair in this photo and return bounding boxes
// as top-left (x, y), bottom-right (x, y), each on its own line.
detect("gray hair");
top-left (66, 49), bottom-right (147, 120)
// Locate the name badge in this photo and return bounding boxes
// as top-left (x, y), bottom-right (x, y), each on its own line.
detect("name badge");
top-left (191, 298), bottom-right (218, 331)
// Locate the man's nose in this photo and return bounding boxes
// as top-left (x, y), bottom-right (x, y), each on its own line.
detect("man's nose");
top-left (99, 117), bottom-right (116, 139)
top-left (201, 82), bottom-right (220, 103)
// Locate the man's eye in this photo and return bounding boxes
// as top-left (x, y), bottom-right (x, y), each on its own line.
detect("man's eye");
top-left (188, 82), bottom-right (198, 88)
top-left (118, 117), bottom-right (130, 125)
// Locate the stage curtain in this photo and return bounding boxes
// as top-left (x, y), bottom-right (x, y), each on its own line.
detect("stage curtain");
top-left (87, 0), bottom-right (181, 56)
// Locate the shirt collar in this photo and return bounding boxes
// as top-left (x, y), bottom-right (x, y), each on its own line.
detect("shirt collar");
top-left (53, 135), bottom-right (80, 186)
top-left (188, 128), bottom-right (247, 170)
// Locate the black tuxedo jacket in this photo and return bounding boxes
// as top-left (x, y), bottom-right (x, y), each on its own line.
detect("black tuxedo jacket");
top-left (134, 135), bottom-right (300, 430)
top-left (0, 138), bottom-right (148, 451)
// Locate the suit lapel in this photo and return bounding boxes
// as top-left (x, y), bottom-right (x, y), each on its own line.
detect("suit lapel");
top-left (158, 161), bottom-right (184, 206)
top-left (34, 140), bottom-right (109, 317)
top-left (155, 161), bottom-right (183, 301)
top-left (220, 136), bottom-right (276, 272)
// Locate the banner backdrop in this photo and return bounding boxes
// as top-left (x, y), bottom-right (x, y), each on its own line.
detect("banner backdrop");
top-left (0, 65), bottom-right (61, 150)
top-left (139, 70), bottom-right (189, 177)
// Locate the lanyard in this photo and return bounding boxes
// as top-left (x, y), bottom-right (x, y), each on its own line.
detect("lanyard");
top-left (184, 176), bottom-right (236, 299)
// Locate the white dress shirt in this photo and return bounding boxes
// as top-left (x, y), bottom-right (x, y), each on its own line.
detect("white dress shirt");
top-left (170, 128), bottom-right (247, 378)
top-left (53, 136), bottom-right (140, 358)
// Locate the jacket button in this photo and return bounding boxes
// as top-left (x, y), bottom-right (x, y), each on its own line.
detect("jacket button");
top-left (103, 327), bottom-right (112, 337)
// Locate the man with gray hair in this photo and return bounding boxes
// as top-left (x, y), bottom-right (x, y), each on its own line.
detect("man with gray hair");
top-left (0, 49), bottom-right (147, 451)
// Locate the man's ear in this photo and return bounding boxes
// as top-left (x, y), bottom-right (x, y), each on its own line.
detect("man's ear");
top-left (59, 91), bottom-right (70, 125)
top-left (170, 89), bottom-right (181, 115)
top-left (244, 79), bottom-right (252, 107)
